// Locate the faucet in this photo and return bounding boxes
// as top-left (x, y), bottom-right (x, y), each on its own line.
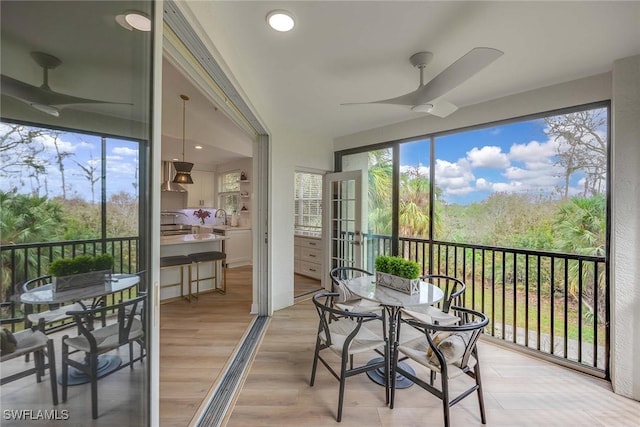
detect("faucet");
top-left (215, 209), bottom-right (227, 226)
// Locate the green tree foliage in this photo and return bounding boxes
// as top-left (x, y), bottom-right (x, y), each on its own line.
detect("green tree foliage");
top-left (552, 195), bottom-right (606, 321)
top-left (0, 191), bottom-right (65, 300)
top-left (440, 193), bottom-right (557, 249)
top-left (367, 149), bottom-right (393, 234)
top-left (399, 166), bottom-right (430, 238)
top-left (0, 191), bottom-right (65, 245)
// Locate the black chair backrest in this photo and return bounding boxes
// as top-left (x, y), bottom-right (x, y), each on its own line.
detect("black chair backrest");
top-left (403, 306), bottom-right (488, 370)
top-left (312, 292), bottom-right (382, 351)
top-left (329, 267), bottom-right (372, 303)
top-left (65, 294), bottom-right (146, 352)
top-left (419, 275), bottom-right (466, 313)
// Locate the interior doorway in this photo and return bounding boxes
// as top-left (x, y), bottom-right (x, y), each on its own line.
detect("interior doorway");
top-left (293, 170), bottom-right (325, 298)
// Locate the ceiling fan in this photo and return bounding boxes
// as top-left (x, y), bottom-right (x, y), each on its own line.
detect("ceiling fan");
top-left (342, 47), bottom-right (503, 117)
top-left (1, 51), bottom-right (129, 117)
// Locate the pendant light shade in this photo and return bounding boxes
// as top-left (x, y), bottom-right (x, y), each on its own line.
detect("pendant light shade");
top-left (173, 94), bottom-right (194, 184)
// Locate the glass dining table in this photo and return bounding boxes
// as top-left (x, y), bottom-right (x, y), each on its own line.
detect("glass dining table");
top-left (345, 275), bottom-right (444, 404)
top-left (19, 273), bottom-right (140, 306)
top-left (20, 273), bottom-right (141, 385)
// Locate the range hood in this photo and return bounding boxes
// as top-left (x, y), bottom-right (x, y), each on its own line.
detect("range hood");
top-left (161, 161), bottom-right (187, 192)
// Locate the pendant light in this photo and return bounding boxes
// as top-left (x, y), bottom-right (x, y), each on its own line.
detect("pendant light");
top-left (173, 94), bottom-right (194, 184)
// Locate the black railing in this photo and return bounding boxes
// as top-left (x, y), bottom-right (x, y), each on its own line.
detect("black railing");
top-left (0, 237), bottom-right (140, 332)
top-left (347, 233), bottom-right (609, 378)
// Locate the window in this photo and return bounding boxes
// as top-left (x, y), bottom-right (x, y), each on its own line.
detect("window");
top-left (0, 121), bottom-right (141, 241)
top-left (294, 172), bottom-right (323, 235)
top-left (218, 170), bottom-right (241, 212)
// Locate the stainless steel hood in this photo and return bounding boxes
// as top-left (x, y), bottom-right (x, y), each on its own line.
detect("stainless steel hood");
top-left (161, 161), bottom-right (187, 192)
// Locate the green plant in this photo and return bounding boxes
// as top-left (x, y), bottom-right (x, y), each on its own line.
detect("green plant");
top-left (48, 254), bottom-right (114, 277)
top-left (374, 255), bottom-right (420, 280)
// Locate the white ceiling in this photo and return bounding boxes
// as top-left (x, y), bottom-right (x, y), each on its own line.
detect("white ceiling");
top-left (161, 57), bottom-right (253, 168)
top-left (185, 1), bottom-right (640, 139)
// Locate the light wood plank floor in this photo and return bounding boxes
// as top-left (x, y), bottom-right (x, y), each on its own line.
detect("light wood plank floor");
top-left (160, 265), bottom-right (254, 427)
top-left (226, 298), bottom-right (640, 427)
top-left (294, 274), bottom-right (323, 299)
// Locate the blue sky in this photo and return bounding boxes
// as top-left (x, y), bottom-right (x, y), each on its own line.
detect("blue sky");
top-left (0, 123), bottom-right (139, 201)
top-left (399, 115), bottom-right (597, 205)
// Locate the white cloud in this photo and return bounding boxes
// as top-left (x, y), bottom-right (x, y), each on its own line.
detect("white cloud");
top-left (38, 134), bottom-right (76, 152)
top-left (467, 146), bottom-right (510, 169)
top-left (434, 158), bottom-right (475, 196)
top-left (112, 146), bottom-right (138, 156)
top-left (475, 178), bottom-right (492, 191)
top-left (508, 139), bottom-right (558, 163)
top-left (400, 164), bottom-right (429, 176)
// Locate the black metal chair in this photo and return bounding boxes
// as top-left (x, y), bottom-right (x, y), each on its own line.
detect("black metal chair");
top-left (403, 275), bottom-right (466, 326)
top-left (1, 302), bottom-right (58, 405)
top-left (329, 266), bottom-right (381, 313)
top-left (22, 275), bottom-right (89, 333)
top-left (310, 292), bottom-right (388, 422)
top-left (61, 294), bottom-right (146, 419)
top-left (394, 306), bottom-right (489, 427)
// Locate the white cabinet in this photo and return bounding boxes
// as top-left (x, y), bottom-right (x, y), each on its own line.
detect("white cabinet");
top-left (294, 236), bottom-right (322, 280)
top-left (217, 228), bottom-right (252, 268)
top-left (187, 170), bottom-right (215, 207)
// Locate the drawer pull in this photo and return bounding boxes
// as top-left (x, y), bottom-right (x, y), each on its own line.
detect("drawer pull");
top-left (309, 268), bottom-right (316, 272)
top-left (308, 254), bottom-right (316, 258)
top-left (309, 242), bottom-right (316, 246)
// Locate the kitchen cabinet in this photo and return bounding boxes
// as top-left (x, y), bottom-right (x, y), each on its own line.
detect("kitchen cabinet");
top-left (187, 170), bottom-right (215, 207)
top-left (294, 236), bottom-right (322, 280)
top-left (211, 227), bottom-right (252, 268)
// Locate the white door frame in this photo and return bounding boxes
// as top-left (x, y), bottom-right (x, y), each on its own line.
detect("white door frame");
top-left (323, 170), bottom-right (363, 285)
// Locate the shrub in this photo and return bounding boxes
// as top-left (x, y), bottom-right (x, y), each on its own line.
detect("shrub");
top-left (374, 255), bottom-right (420, 279)
top-left (49, 254), bottom-right (114, 277)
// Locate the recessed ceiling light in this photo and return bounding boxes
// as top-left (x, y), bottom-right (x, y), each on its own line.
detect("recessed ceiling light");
top-left (266, 10), bottom-right (295, 32)
top-left (194, 145), bottom-right (203, 150)
top-left (116, 11), bottom-right (151, 32)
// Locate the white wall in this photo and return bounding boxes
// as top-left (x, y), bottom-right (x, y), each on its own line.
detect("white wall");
top-left (268, 123), bottom-right (333, 311)
top-left (335, 59), bottom-right (640, 401)
top-left (611, 54), bottom-right (640, 401)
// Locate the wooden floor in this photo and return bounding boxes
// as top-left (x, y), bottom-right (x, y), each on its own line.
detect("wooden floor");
top-left (3, 268), bottom-right (640, 426)
top-left (159, 265), bottom-right (254, 427)
top-left (294, 274), bottom-right (323, 299)
top-left (227, 298), bottom-right (640, 427)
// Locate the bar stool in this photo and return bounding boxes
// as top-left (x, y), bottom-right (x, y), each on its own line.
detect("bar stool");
top-left (160, 255), bottom-right (193, 302)
top-left (188, 251), bottom-right (227, 296)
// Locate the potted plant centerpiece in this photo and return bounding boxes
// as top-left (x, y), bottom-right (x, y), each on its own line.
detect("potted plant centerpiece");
top-left (374, 255), bottom-right (421, 295)
top-left (48, 254), bottom-right (114, 292)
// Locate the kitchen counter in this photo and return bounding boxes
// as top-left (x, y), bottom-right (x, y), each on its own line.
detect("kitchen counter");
top-left (160, 233), bottom-right (228, 301)
top-left (204, 225), bottom-right (252, 232)
top-left (161, 233), bottom-right (229, 246)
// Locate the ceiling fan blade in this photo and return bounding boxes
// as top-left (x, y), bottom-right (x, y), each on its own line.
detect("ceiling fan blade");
top-left (341, 89), bottom-right (422, 107)
top-left (413, 47), bottom-right (503, 105)
top-left (1, 73), bottom-right (130, 108)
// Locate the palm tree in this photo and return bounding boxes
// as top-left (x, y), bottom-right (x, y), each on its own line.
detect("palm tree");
top-left (553, 195), bottom-right (606, 321)
top-left (367, 149), bottom-right (393, 235)
top-left (0, 192), bottom-right (64, 300)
